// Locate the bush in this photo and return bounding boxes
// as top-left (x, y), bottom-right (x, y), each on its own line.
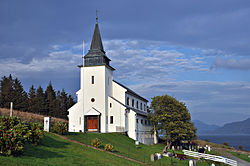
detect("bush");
top-left (0, 128), bottom-right (24, 156)
top-left (26, 123), bottom-right (44, 145)
top-left (0, 116), bottom-right (44, 156)
top-left (105, 144), bottom-right (113, 152)
top-left (223, 142), bottom-right (229, 146)
top-left (238, 145), bottom-right (243, 151)
top-left (91, 138), bottom-right (101, 148)
top-left (51, 121), bottom-right (68, 135)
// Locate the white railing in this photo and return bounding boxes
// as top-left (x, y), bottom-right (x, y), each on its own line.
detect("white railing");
top-left (183, 150), bottom-right (237, 166)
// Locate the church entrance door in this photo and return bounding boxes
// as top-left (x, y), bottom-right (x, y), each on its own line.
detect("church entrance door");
top-left (87, 116), bottom-right (98, 132)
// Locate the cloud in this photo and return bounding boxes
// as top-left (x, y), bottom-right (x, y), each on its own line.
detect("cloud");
top-left (0, 46), bottom-right (82, 78)
top-left (211, 57), bottom-right (250, 70)
top-left (104, 40), bottom-right (209, 83)
top-left (128, 80), bottom-right (250, 125)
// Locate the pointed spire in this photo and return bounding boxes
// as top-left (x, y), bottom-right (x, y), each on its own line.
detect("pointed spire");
top-left (84, 13), bottom-right (115, 70)
top-left (89, 23), bottom-right (104, 53)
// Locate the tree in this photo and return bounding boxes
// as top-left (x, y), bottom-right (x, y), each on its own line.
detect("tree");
top-left (148, 95), bottom-right (196, 149)
top-left (28, 85), bottom-right (36, 113)
top-left (35, 86), bottom-right (46, 115)
top-left (45, 82), bottom-right (56, 117)
top-left (12, 78), bottom-right (28, 111)
top-left (0, 75), bottom-right (14, 108)
top-left (60, 89), bottom-right (69, 119)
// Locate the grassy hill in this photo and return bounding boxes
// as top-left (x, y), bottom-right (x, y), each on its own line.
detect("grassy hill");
top-left (0, 132), bottom-right (140, 166)
top-left (0, 131), bottom-right (226, 166)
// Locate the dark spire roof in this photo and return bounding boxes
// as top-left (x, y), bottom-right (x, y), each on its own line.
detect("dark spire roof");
top-left (85, 22), bottom-right (106, 57)
top-left (83, 18), bottom-right (115, 70)
top-left (90, 23), bottom-right (105, 53)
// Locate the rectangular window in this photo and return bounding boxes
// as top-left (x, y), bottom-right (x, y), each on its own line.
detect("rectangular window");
top-left (91, 76), bottom-right (94, 84)
top-left (136, 119), bottom-right (138, 123)
top-left (141, 119), bottom-right (143, 124)
top-left (110, 116), bottom-right (113, 124)
top-left (110, 103), bottom-right (112, 108)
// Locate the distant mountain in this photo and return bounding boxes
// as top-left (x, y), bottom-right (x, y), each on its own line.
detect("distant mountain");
top-left (210, 118), bottom-right (250, 135)
top-left (192, 120), bottom-right (220, 134)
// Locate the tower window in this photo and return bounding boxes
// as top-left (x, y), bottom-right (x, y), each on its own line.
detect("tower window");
top-left (91, 76), bottom-right (94, 84)
top-left (144, 104), bottom-right (146, 111)
top-left (91, 98), bottom-right (95, 102)
top-left (127, 97), bottom-right (129, 105)
top-left (140, 103), bottom-right (142, 110)
top-left (132, 99), bottom-right (134, 107)
top-left (110, 116), bottom-right (113, 124)
top-left (136, 101), bottom-right (138, 109)
top-left (110, 103), bottom-right (112, 108)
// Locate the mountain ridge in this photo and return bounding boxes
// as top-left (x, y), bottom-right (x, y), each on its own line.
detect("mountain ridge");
top-left (194, 118), bottom-right (250, 135)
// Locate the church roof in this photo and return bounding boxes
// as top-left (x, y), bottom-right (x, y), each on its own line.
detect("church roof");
top-left (85, 22), bottom-right (107, 57)
top-left (84, 18), bottom-right (114, 70)
top-left (113, 80), bottom-right (148, 102)
top-left (90, 23), bottom-right (104, 53)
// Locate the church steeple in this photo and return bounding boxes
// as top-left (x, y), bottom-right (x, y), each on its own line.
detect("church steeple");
top-left (88, 22), bottom-right (105, 56)
top-left (84, 16), bottom-right (114, 70)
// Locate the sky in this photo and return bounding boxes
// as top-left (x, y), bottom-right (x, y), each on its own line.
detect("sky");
top-left (0, 0), bottom-right (250, 125)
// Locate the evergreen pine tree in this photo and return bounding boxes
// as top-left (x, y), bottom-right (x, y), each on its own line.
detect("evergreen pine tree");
top-left (60, 89), bottom-right (69, 119)
top-left (35, 86), bottom-right (46, 115)
top-left (12, 78), bottom-right (28, 111)
top-left (45, 82), bottom-right (56, 117)
top-left (54, 90), bottom-right (61, 118)
top-left (28, 85), bottom-right (36, 113)
top-left (0, 75), bottom-right (14, 108)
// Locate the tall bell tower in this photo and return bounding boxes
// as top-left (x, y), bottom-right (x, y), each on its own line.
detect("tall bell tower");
top-left (81, 15), bottom-right (115, 132)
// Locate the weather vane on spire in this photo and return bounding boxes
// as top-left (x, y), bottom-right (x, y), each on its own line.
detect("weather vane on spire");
top-left (96, 9), bottom-right (98, 23)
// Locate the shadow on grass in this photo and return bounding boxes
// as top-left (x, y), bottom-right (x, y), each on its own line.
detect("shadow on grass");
top-left (24, 144), bottom-right (65, 159)
top-left (40, 134), bottom-right (70, 149)
top-left (21, 134), bottom-right (70, 159)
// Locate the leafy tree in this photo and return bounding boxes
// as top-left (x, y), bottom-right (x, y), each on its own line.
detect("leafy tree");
top-left (0, 75), bottom-right (14, 108)
top-left (148, 95), bottom-right (196, 149)
top-left (28, 85), bottom-right (36, 113)
top-left (12, 78), bottom-right (28, 111)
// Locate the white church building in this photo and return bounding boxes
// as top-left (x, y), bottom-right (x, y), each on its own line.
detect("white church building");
top-left (68, 19), bottom-right (157, 145)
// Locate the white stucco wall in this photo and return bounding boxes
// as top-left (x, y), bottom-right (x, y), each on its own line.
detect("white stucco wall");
top-left (83, 66), bottom-right (107, 132)
top-left (108, 97), bottom-right (126, 132)
top-left (125, 93), bottom-right (147, 112)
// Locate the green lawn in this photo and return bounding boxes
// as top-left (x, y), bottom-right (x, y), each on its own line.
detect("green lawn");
top-left (229, 151), bottom-right (250, 163)
top-left (0, 133), bottom-right (141, 166)
top-left (0, 132), bottom-right (228, 166)
top-left (65, 132), bottom-right (226, 166)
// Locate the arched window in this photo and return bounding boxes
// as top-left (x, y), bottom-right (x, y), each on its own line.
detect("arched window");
top-left (127, 97), bottom-right (129, 105)
top-left (144, 104), bottom-right (146, 111)
top-left (132, 99), bottom-right (134, 107)
top-left (136, 101), bottom-right (138, 109)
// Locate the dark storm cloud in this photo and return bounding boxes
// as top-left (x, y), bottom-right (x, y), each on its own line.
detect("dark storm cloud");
top-left (1, 0), bottom-right (250, 62)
